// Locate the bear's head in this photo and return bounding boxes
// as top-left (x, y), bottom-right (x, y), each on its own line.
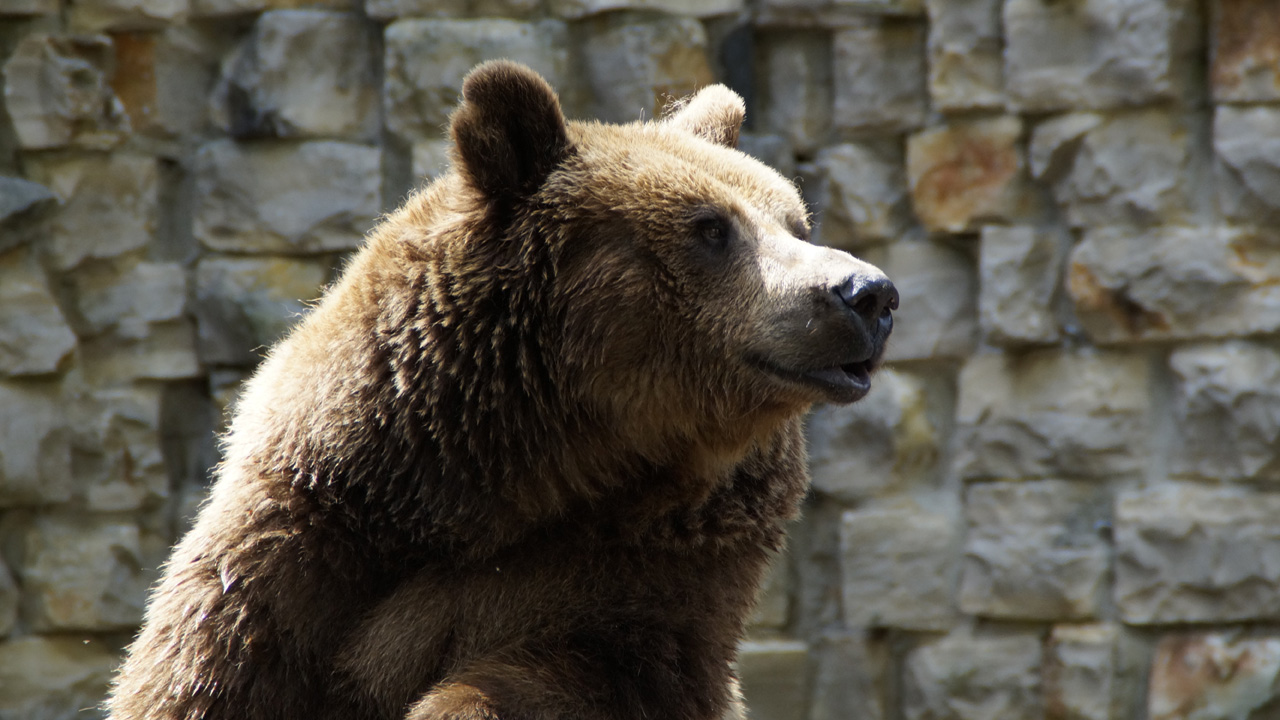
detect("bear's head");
top-left (447, 61), bottom-right (896, 458)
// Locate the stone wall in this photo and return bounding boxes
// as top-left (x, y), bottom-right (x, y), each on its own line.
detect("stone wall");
top-left (0, 0), bottom-right (1277, 718)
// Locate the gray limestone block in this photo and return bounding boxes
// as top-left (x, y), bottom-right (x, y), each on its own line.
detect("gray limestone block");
top-left (0, 177), bottom-right (56, 227)
top-left (578, 12), bottom-right (714, 124)
top-left (1044, 624), bottom-right (1146, 720)
top-left (923, 0), bottom-right (1004, 112)
top-left (1067, 226), bottom-right (1280, 344)
top-left (193, 139), bottom-right (380, 254)
top-left (807, 141), bottom-right (910, 250)
top-left (902, 627), bottom-right (1043, 720)
top-left (736, 134), bottom-right (795, 178)
top-left (68, 0), bottom-right (187, 32)
top-left (879, 239), bottom-right (977, 362)
top-left (808, 632), bottom-right (887, 720)
top-left (1210, 0), bottom-right (1280, 103)
top-left (0, 0), bottom-right (59, 13)
top-left (959, 480), bottom-right (1110, 621)
top-left (194, 255), bottom-right (332, 366)
top-left (549, 0), bottom-right (743, 18)
top-left (0, 380), bottom-right (72, 507)
top-left (1147, 631), bottom-right (1280, 720)
top-left (23, 152), bottom-right (158, 271)
top-left (63, 381), bottom-right (171, 512)
top-left (0, 636), bottom-right (116, 720)
top-left (211, 10), bottom-right (379, 141)
top-left (77, 321), bottom-right (201, 385)
top-left (806, 368), bottom-right (939, 502)
top-left (69, 259), bottom-right (187, 339)
top-left (1168, 341), bottom-right (1280, 482)
top-left (756, 31), bottom-right (831, 154)
top-left (840, 503), bottom-right (958, 631)
top-left (832, 21), bottom-right (927, 136)
top-left (364, 0), bottom-right (467, 20)
top-left (1, 33), bottom-right (129, 150)
top-left (412, 140), bottom-right (452, 186)
top-left (737, 640), bottom-right (810, 720)
top-left (0, 557), bottom-right (14, 636)
top-left (954, 349), bottom-right (1149, 480)
top-left (978, 224), bottom-right (1065, 347)
top-left (0, 247), bottom-right (77, 377)
top-left (383, 18), bottom-right (571, 143)
top-left (1004, 0), bottom-right (1201, 112)
top-left (1115, 484), bottom-right (1280, 623)
top-left (1216, 105), bottom-right (1280, 226)
top-left (1031, 110), bottom-right (1201, 229)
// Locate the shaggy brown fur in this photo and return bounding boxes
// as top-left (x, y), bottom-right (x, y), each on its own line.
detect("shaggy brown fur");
top-left (108, 61), bottom-right (896, 720)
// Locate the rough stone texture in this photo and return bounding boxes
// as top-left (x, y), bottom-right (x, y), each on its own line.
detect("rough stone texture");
top-left (831, 22), bottom-right (927, 136)
top-left (807, 369), bottom-right (938, 502)
top-left (1216, 105), bottom-right (1280, 226)
top-left (978, 225), bottom-right (1064, 347)
top-left (840, 503), bottom-right (957, 631)
top-left (1004, 0), bottom-right (1200, 112)
top-left (960, 480), bottom-right (1110, 620)
top-left (69, 259), bottom-right (187, 339)
top-left (1148, 632), bottom-right (1280, 720)
top-left (66, 382), bottom-right (171, 511)
top-left (737, 640), bottom-right (810, 720)
top-left (0, 637), bottom-right (117, 720)
top-left (955, 350), bottom-right (1149, 480)
top-left (77, 321), bottom-right (201, 385)
top-left (807, 142), bottom-right (910, 250)
top-left (0, 177), bottom-right (56, 228)
top-left (0, 381), bottom-right (72, 507)
top-left (1211, 0), bottom-right (1280, 103)
top-left (1067, 226), bottom-right (1280, 344)
top-left (902, 628), bottom-right (1043, 720)
top-left (808, 632), bottom-right (887, 720)
top-left (384, 19), bottom-right (571, 143)
top-left (0, 247), bottom-right (77, 376)
top-left (193, 139), bottom-right (380, 254)
top-left (1031, 110), bottom-right (1200, 229)
top-left (879, 239), bottom-right (977, 362)
top-left (194, 255), bottom-right (331, 366)
top-left (737, 134), bottom-right (795, 178)
top-left (549, 0), bottom-right (742, 19)
top-left (68, 0), bottom-right (187, 32)
top-left (0, 0), bottom-right (58, 13)
top-left (1115, 484), bottom-right (1280, 623)
top-left (2, 33), bottom-right (130, 150)
top-left (1168, 342), bottom-right (1280, 483)
top-left (757, 31), bottom-right (831, 154)
top-left (906, 115), bottom-right (1030, 233)
top-left (578, 13), bottom-right (713, 124)
top-left (211, 11), bottom-right (378, 140)
top-left (924, 0), bottom-right (1003, 112)
top-left (0, 558), bottom-right (15, 637)
top-left (1044, 623), bottom-right (1145, 720)
top-left (22, 152), bottom-right (158, 271)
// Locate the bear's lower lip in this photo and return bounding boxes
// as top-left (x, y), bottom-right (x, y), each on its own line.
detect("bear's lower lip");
top-left (752, 356), bottom-right (874, 403)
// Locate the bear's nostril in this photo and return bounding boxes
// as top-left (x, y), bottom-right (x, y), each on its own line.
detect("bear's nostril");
top-left (836, 277), bottom-right (898, 324)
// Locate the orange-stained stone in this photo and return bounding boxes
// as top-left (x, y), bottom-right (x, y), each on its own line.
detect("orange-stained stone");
top-left (907, 116), bottom-right (1027, 233)
top-left (110, 32), bottom-right (157, 132)
top-left (1212, 0), bottom-right (1280, 101)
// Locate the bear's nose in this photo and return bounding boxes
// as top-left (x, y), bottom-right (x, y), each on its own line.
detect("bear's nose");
top-left (835, 276), bottom-right (899, 325)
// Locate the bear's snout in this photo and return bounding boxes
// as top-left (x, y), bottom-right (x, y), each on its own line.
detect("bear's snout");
top-left (834, 275), bottom-right (898, 333)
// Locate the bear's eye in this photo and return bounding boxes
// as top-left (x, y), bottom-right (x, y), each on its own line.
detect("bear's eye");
top-left (695, 214), bottom-right (732, 252)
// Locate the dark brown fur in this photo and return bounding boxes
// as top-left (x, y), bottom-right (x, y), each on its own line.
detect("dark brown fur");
top-left (108, 62), bottom-right (893, 720)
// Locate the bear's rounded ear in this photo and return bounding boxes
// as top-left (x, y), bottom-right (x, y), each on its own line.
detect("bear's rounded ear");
top-left (449, 61), bottom-right (570, 201)
top-left (663, 85), bottom-right (745, 149)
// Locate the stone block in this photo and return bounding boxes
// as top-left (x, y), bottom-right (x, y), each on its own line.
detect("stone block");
top-left (192, 0), bottom-right (347, 14)
top-left (18, 514), bottom-right (149, 630)
top-left (809, 632), bottom-right (887, 720)
top-left (364, 0), bottom-right (467, 20)
top-left (1148, 632), bottom-right (1280, 720)
top-left (1168, 341), bottom-right (1280, 483)
top-left (412, 140), bottom-right (452, 185)
top-left (840, 0), bottom-right (923, 13)
top-left (879, 239), bottom-right (977, 362)
top-left (1115, 484), bottom-right (1280, 623)
top-left (384, 19), bottom-right (570, 143)
top-left (955, 349), bottom-right (1149, 480)
top-left (0, 177), bottom-right (56, 229)
top-left (66, 382), bottom-right (170, 511)
top-left (960, 480), bottom-right (1110, 620)
top-left (194, 255), bottom-right (332, 366)
top-left (1, 34), bottom-right (129, 150)
top-left (1067, 226), bottom-right (1280, 344)
top-left (978, 225), bottom-right (1065, 347)
top-left (549, 0), bottom-right (743, 18)
top-left (737, 640), bottom-right (809, 720)
top-left (756, 31), bottom-right (831, 154)
top-left (193, 139), bottom-right (380, 254)
top-left (0, 381), bottom-right (72, 507)
top-left (906, 115), bottom-right (1031, 233)
top-left (831, 21), bottom-right (927, 135)
top-left (1004, 0), bottom-right (1200, 112)
top-left (840, 503), bottom-right (957, 631)
top-left (69, 0), bottom-right (186, 32)
top-left (1044, 624), bottom-right (1144, 720)
top-left (70, 259), bottom-right (187, 339)
top-left (108, 26), bottom-right (224, 138)
top-left (0, 0), bottom-right (58, 13)
top-left (78, 321), bottom-right (201, 385)
top-left (903, 628), bottom-right (1043, 720)
top-left (749, 550), bottom-right (791, 630)
top-left (924, 0), bottom-right (1003, 112)
top-left (0, 247), bottom-right (76, 376)
top-left (211, 11), bottom-right (378, 141)
top-left (806, 369), bottom-right (938, 502)
top-left (23, 152), bottom-right (158, 271)
top-left (1216, 105), bottom-right (1280, 226)
top-left (0, 558), bottom-right (14, 636)
top-left (737, 134), bottom-right (794, 178)
top-left (1032, 109), bottom-right (1200, 230)
top-left (579, 13), bottom-right (713, 124)
top-left (0, 636), bottom-right (116, 720)
top-left (1211, 0), bottom-right (1280, 103)
top-left (808, 141), bottom-right (910, 250)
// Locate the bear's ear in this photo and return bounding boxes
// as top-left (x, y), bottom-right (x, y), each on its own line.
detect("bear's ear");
top-left (663, 85), bottom-right (745, 149)
top-left (450, 61), bottom-right (570, 201)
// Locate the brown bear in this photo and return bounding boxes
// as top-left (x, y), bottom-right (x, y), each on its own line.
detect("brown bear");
top-left (107, 61), bottom-right (896, 720)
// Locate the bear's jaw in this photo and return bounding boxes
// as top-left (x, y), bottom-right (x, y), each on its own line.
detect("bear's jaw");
top-left (746, 354), bottom-right (879, 405)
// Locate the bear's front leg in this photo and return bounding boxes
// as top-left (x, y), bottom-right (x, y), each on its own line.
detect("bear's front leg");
top-left (404, 662), bottom-right (571, 720)
top-left (406, 682), bottom-right (503, 720)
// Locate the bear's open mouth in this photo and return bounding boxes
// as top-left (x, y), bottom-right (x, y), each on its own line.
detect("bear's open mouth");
top-left (752, 355), bottom-right (876, 403)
